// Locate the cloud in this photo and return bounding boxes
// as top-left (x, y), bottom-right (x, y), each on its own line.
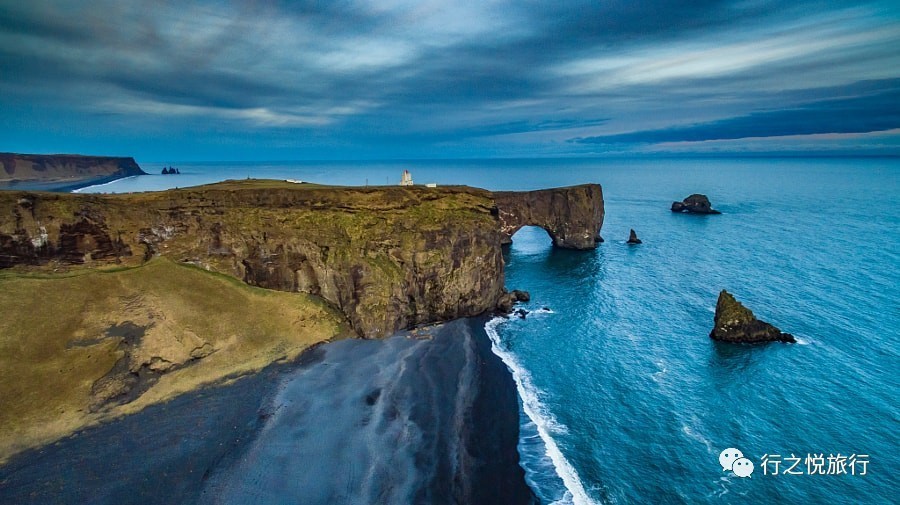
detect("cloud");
top-left (0, 0), bottom-right (898, 159)
top-left (571, 79), bottom-right (900, 145)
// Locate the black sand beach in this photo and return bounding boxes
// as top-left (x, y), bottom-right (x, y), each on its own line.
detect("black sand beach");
top-left (0, 174), bottom-right (133, 193)
top-left (0, 318), bottom-right (534, 505)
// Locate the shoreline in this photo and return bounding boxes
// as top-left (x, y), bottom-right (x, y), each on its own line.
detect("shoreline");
top-left (0, 318), bottom-right (535, 504)
top-left (0, 174), bottom-right (140, 193)
top-left (487, 315), bottom-right (596, 505)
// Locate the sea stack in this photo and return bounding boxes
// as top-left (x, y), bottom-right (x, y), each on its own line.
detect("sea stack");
top-left (671, 194), bottom-right (721, 214)
top-left (710, 290), bottom-right (795, 343)
top-left (627, 229), bottom-right (642, 244)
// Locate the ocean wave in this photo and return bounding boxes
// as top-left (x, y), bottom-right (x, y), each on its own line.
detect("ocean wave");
top-left (71, 175), bottom-right (141, 193)
top-left (485, 316), bottom-right (600, 505)
top-left (681, 422), bottom-right (713, 454)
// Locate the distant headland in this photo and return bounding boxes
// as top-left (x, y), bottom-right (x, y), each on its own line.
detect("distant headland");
top-left (0, 152), bottom-right (147, 192)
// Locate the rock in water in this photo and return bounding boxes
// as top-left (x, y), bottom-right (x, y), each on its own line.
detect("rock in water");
top-left (671, 194), bottom-right (721, 214)
top-left (627, 229), bottom-right (642, 244)
top-left (710, 290), bottom-right (795, 343)
top-left (496, 289), bottom-right (531, 313)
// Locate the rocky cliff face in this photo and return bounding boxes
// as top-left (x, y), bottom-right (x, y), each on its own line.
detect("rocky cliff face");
top-left (494, 184), bottom-right (604, 249)
top-left (0, 153), bottom-right (146, 182)
top-left (0, 180), bottom-right (604, 337)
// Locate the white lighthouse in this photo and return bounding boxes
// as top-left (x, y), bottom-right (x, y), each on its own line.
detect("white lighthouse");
top-left (400, 170), bottom-right (414, 186)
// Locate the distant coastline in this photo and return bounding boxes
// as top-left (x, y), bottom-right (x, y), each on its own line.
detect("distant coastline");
top-left (0, 153), bottom-right (147, 192)
top-left (0, 174), bottom-right (142, 193)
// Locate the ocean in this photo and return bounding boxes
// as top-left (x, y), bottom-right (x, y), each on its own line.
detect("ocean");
top-left (80, 157), bottom-right (899, 504)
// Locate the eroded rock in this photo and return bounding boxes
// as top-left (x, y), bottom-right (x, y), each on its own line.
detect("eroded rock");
top-left (710, 290), bottom-right (795, 343)
top-left (496, 289), bottom-right (530, 314)
top-left (627, 229), bottom-right (642, 244)
top-left (494, 184), bottom-right (604, 249)
top-left (671, 194), bottom-right (721, 214)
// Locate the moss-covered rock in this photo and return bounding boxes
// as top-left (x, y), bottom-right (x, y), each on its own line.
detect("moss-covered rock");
top-left (710, 290), bottom-right (795, 343)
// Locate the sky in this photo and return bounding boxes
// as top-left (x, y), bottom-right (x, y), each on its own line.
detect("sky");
top-left (1, 0), bottom-right (899, 161)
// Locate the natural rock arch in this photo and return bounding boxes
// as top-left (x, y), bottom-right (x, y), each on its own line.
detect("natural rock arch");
top-left (492, 184), bottom-right (604, 250)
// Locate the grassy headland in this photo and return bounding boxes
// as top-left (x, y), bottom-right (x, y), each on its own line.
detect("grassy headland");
top-left (0, 257), bottom-right (352, 462)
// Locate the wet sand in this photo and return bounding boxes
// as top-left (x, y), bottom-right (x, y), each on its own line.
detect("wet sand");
top-left (0, 318), bottom-right (534, 504)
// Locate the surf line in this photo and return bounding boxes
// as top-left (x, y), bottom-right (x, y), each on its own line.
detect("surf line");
top-left (485, 316), bottom-right (599, 505)
top-left (71, 175), bottom-right (141, 193)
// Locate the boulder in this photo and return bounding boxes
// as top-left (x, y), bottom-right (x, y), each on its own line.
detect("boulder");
top-left (511, 289), bottom-right (530, 302)
top-left (710, 290), bottom-right (795, 343)
top-left (496, 293), bottom-right (515, 313)
top-left (671, 194), bottom-right (721, 214)
top-left (497, 289), bottom-right (530, 313)
top-left (627, 229), bottom-right (642, 244)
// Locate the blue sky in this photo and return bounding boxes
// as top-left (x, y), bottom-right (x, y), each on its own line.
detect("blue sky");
top-left (1, 1), bottom-right (899, 161)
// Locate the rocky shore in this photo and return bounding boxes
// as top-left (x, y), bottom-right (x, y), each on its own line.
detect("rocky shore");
top-left (0, 319), bottom-right (534, 505)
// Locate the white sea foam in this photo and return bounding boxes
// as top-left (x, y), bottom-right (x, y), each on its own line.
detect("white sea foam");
top-left (71, 175), bottom-right (140, 193)
top-left (485, 316), bottom-right (600, 505)
top-left (681, 423), bottom-right (713, 453)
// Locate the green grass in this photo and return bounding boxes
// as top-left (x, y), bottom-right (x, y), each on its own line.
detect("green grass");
top-left (0, 257), bottom-right (353, 463)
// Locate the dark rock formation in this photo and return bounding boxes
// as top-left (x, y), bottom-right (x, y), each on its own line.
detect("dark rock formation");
top-left (0, 153), bottom-right (146, 182)
top-left (512, 289), bottom-right (530, 302)
top-left (497, 289), bottom-right (530, 313)
top-left (494, 184), bottom-right (604, 249)
top-left (671, 194), bottom-right (721, 214)
top-left (0, 199), bottom-right (132, 268)
top-left (627, 229), bottom-right (642, 244)
top-left (0, 181), bottom-right (598, 338)
top-left (710, 290), bottom-right (795, 343)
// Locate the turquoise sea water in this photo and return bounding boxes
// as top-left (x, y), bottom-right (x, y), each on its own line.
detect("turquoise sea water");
top-left (81, 158), bottom-right (899, 504)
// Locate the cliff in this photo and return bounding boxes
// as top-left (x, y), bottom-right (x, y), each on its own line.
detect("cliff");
top-left (0, 153), bottom-right (146, 182)
top-left (494, 184), bottom-right (604, 249)
top-left (0, 180), bottom-right (604, 337)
